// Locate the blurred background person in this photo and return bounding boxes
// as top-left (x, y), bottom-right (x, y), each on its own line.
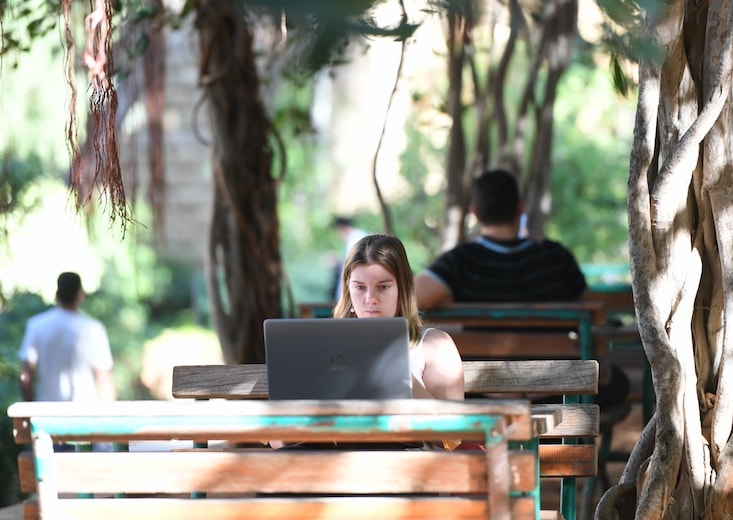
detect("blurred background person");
top-left (18, 272), bottom-right (116, 403)
top-left (331, 216), bottom-right (369, 299)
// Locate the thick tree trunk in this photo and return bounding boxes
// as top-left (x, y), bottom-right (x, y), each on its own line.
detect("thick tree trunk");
top-left (194, 0), bottom-right (283, 364)
top-left (598, 1), bottom-right (733, 518)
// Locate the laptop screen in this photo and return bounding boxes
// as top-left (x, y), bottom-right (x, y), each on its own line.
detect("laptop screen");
top-left (263, 317), bottom-right (413, 400)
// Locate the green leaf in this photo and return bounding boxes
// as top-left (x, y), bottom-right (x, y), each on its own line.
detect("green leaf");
top-left (26, 17), bottom-right (46, 37)
top-left (610, 54), bottom-right (628, 97)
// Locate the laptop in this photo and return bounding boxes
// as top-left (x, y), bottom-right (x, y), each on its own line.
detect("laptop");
top-left (263, 317), bottom-right (413, 400)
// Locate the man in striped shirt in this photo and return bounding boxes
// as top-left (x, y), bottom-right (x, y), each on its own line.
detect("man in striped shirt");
top-left (415, 168), bottom-right (629, 407)
top-left (415, 168), bottom-right (587, 307)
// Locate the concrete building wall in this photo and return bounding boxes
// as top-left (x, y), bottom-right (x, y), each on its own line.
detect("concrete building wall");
top-left (120, 18), bottom-right (213, 269)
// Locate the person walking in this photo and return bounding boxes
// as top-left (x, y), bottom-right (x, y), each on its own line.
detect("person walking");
top-left (18, 272), bottom-right (116, 402)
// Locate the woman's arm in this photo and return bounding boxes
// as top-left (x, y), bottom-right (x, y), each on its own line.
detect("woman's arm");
top-left (420, 329), bottom-right (464, 400)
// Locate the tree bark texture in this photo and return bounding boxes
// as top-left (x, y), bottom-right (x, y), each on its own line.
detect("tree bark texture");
top-left (194, 0), bottom-right (283, 364)
top-left (599, 1), bottom-right (733, 518)
top-left (439, 0), bottom-right (576, 248)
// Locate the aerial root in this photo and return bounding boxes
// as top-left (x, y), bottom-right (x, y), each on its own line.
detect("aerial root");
top-left (595, 482), bottom-right (637, 520)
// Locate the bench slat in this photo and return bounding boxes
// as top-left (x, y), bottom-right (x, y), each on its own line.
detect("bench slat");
top-left (539, 445), bottom-right (597, 478)
top-left (18, 444), bottom-right (598, 493)
top-left (535, 404), bottom-right (598, 438)
top-left (17, 450), bottom-right (537, 495)
top-left (13, 499), bottom-right (566, 520)
top-left (444, 331), bottom-right (579, 359)
top-left (20, 496), bottom-right (544, 520)
top-left (9, 399), bottom-right (534, 445)
top-left (463, 360), bottom-right (598, 395)
top-left (171, 360), bottom-right (599, 399)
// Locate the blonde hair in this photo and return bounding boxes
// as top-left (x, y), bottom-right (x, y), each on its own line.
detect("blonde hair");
top-left (333, 234), bottom-right (422, 345)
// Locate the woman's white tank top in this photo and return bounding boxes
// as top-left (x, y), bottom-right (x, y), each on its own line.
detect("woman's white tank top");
top-left (409, 328), bottom-right (433, 399)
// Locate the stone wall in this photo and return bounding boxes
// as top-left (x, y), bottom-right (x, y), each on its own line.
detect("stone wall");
top-left (121, 18), bottom-right (213, 269)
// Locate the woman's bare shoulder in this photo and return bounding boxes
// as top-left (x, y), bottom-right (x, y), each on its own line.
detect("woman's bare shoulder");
top-left (421, 327), bottom-right (458, 350)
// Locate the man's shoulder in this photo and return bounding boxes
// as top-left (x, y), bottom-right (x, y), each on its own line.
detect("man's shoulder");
top-left (76, 312), bottom-right (106, 328)
top-left (442, 241), bottom-right (484, 255)
top-left (532, 237), bottom-right (576, 254)
top-left (26, 307), bottom-right (59, 325)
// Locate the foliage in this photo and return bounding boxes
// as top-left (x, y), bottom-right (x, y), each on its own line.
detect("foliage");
top-left (0, 291), bottom-right (48, 506)
top-left (0, 152), bottom-right (49, 248)
top-left (547, 63), bottom-right (634, 265)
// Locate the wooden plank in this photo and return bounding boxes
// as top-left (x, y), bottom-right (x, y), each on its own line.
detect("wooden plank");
top-left (9, 399), bottom-right (533, 445)
top-left (19, 499), bottom-right (557, 520)
top-left (26, 450), bottom-right (534, 495)
top-left (539, 444), bottom-right (597, 478)
top-left (18, 447), bottom-right (541, 497)
top-left (28, 496), bottom-right (504, 520)
top-left (172, 364), bottom-right (268, 399)
top-left (17, 451), bottom-right (35, 494)
top-left (446, 331), bottom-right (579, 359)
top-left (463, 360), bottom-right (598, 395)
top-left (171, 360), bottom-right (599, 400)
top-left (586, 287), bottom-right (634, 315)
top-left (421, 301), bottom-right (605, 327)
top-left (19, 444), bottom-right (594, 490)
top-left (535, 404), bottom-right (598, 439)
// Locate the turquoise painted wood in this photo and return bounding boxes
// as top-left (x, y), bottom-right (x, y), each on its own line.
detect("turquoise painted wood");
top-left (27, 408), bottom-right (539, 519)
top-left (29, 413), bottom-right (508, 438)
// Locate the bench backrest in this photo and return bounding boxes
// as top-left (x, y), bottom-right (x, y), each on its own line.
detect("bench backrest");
top-left (9, 399), bottom-right (538, 520)
top-left (298, 301), bottom-right (605, 360)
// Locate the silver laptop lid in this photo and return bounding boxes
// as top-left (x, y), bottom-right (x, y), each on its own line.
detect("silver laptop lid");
top-left (263, 317), bottom-right (412, 400)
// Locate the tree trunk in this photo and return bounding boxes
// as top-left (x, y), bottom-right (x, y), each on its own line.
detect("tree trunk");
top-left (523, 0), bottom-right (576, 240)
top-left (439, 0), bottom-right (576, 246)
top-left (597, 1), bottom-right (733, 518)
top-left (193, 0), bottom-right (283, 364)
top-left (441, 10), bottom-right (469, 252)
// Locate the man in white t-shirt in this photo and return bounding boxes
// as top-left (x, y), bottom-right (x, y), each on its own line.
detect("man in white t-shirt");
top-left (18, 272), bottom-right (116, 402)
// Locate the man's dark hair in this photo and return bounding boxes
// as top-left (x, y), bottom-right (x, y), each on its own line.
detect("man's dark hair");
top-left (56, 272), bottom-right (82, 305)
top-left (471, 169), bottom-right (520, 225)
top-left (333, 216), bottom-right (353, 228)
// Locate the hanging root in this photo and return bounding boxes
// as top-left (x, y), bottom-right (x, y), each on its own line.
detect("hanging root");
top-left (70, 0), bottom-right (129, 231)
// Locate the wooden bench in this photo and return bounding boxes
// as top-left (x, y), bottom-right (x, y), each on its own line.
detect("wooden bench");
top-left (298, 302), bottom-right (606, 361)
top-left (299, 300), bottom-right (632, 505)
top-left (172, 359), bottom-right (600, 520)
top-left (9, 399), bottom-right (550, 520)
top-left (586, 286), bottom-right (650, 412)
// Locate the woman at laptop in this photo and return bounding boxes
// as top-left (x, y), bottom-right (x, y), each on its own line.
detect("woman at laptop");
top-left (268, 234), bottom-right (464, 452)
top-left (333, 234), bottom-right (464, 401)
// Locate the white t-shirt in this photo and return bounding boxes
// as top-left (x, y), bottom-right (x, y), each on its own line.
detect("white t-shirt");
top-left (18, 307), bottom-right (114, 401)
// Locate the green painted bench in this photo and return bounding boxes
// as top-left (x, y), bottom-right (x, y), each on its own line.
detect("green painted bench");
top-left (172, 359), bottom-right (601, 520)
top-left (9, 398), bottom-right (551, 520)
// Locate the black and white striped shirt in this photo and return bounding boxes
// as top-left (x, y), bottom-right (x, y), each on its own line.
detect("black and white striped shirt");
top-left (425, 236), bottom-right (587, 302)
